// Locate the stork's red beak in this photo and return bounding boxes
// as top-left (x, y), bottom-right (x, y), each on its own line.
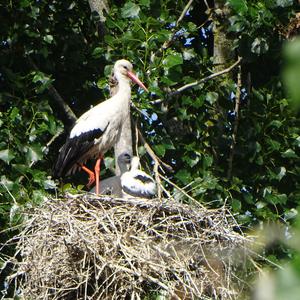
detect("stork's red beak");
top-left (127, 71), bottom-right (149, 92)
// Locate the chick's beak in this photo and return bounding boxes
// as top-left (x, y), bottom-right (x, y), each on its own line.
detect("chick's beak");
top-left (127, 71), bottom-right (149, 92)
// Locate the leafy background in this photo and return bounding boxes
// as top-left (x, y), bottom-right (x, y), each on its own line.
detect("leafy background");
top-left (0, 0), bottom-right (300, 298)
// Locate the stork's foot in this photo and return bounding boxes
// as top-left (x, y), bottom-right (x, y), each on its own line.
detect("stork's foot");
top-left (86, 173), bottom-right (95, 189)
top-left (80, 164), bottom-right (96, 188)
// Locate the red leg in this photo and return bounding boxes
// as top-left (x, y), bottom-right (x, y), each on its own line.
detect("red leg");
top-left (80, 164), bottom-right (95, 188)
top-left (94, 156), bottom-right (102, 195)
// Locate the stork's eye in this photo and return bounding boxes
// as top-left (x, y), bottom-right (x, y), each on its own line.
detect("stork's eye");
top-left (123, 65), bottom-right (128, 70)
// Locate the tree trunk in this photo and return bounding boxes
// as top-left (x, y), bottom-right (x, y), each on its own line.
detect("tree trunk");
top-left (213, 0), bottom-right (234, 71)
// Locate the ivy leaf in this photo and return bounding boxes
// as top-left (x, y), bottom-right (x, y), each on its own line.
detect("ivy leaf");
top-left (175, 169), bottom-right (191, 185)
top-left (251, 38), bottom-right (269, 55)
top-left (43, 34), bottom-right (54, 44)
top-left (276, 0), bottom-right (293, 7)
top-left (282, 149), bottom-right (298, 159)
top-left (206, 92), bottom-right (219, 104)
top-left (228, 0), bottom-right (248, 14)
top-left (153, 144), bottom-right (166, 157)
top-left (276, 167), bottom-right (286, 181)
top-left (25, 144), bottom-right (43, 163)
top-left (0, 149), bottom-right (15, 164)
top-left (121, 2), bottom-right (140, 18)
top-left (232, 199), bottom-right (241, 212)
top-left (163, 53), bottom-right (183, 69)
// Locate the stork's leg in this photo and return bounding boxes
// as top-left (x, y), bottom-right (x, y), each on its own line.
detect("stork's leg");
top-left (80, 164), bottom-right (95, 188)
top-left (94, 156), bottom-right (102, 195)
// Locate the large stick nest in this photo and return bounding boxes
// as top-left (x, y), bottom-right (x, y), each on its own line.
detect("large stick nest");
top-left (7, 194), bottom-right (249, 299)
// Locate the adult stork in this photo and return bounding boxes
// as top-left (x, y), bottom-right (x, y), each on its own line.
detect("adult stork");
top-left (121, 156), bottom-right (157, 199)
top-left (90, 152), bottom-right (131, 196)
top-left (53, 59), bottom-right (148, 194)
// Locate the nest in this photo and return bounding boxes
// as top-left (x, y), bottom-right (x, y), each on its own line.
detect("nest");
top-left (6, 194), bottom-right (249, 299)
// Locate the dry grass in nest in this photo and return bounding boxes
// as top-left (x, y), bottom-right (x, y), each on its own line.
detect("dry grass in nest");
top-left (4, 194), bottom-right (250, 299)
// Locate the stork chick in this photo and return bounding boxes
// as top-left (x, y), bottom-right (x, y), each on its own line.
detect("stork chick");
top-left (90, 152), bottom-right (131, 196)
top-left (121, 156), bottom-right (157, 199)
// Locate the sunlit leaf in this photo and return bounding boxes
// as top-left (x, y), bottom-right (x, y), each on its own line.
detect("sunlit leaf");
top-left (0, 149), bottom-right (15, 164)
top-left (121, 2), bottom-right (140, 18)
top-left (163, 52), bottom-right (183, 69)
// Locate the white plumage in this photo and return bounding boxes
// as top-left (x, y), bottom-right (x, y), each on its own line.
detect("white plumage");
top-left (53, 59), bottom-right (148, 194)
top-left (121, 156), bottom-right (157, 199)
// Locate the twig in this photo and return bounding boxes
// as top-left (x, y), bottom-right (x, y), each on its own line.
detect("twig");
top-left (153, 0), bottom-right (194, 57)
top-left (227, 60), bottom-right (242, 179)
top-left (159, 174), bottom-right (206, 209)
top-left (151, 57), bottom-right (242, 104)
top-left (176, 0), bottom-right (194, 26)
top-left (48, 85), bottom-right (77, 123)
top-left (136, 126), bottom-right (173, 173)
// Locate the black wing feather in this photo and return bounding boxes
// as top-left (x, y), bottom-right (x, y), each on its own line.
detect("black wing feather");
top-left (122, 185), bottom-right (155, 199)
top-left (134, 174), bottom-right (154, 184)
top-left (52, 127), bottom-right (107, 178)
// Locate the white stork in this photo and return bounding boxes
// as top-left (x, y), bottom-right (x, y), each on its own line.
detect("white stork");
top-left (120, 156), bottom-right (157, 199)
top-left (90, 152), bottom-right (131, 196)
top-left (53, 59), bottom-right (148, 194)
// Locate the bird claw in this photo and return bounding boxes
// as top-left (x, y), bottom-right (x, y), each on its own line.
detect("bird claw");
top-left (86, 174), bottom-right (95, 188)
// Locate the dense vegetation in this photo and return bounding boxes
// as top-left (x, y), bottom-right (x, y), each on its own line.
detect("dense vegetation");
top-left (1, 0), bottom-right (299, 297)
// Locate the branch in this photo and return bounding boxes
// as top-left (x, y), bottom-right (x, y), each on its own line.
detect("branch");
top-left (48, 86), bottom-right (77, 123)
top-left (227, 59), bottom-right (242, 179)
top-left (135, 123), bottom-right (173, 198)
top-left (176, 0), bottom-right (194, 26)
top-left (153, 0), bottom-right (194, 57)
top-left (27, 58), bottom-right (77, 123)
top-left (151, 57), bottom-right (242, 104)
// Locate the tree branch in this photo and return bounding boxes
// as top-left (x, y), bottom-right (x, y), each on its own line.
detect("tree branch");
top-left (151, 57), bottom-right (242, 104)
top-left (227, 59), bottom-right (242, 179)
top-left (47, 86), bottom-right (77, 123)
top-left (153, 0), bottom-right (194, 57)
top-left (27, 57), bottom-right (77, 123)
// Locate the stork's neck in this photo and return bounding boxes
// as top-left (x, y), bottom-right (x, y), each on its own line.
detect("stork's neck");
top-left (114, 75), bottom-right (131, 102)
top-left (119, 161), bottom-right (129, 174)
top-left (130, 157), bottom-right (140, 171)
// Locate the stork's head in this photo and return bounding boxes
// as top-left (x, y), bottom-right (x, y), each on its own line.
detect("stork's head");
top-left (118, 152), bottom-right (132, 173)
top-left (118, 152), bottom-right (132, 164)
top-left (113, 59), bottom-right (149, 92)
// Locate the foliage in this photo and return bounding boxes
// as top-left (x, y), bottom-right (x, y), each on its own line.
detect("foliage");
top-left (0, 0), bottom-right (300, 296)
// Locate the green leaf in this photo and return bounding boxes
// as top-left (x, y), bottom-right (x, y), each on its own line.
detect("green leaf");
top-left (268, 140), bottom-right (281, 151)
top-left (25, 144), bottom-right (43, 163)
top-left (275, 0), bottom-right (293, 7)
top-left (154, 144), bottom-right (166, 157)
top-left (284, 208), bottom-right (298, 221)
top-left (92, 47), bottom-right (102, 58)
top-left (256, 201), bottom-right (266, 209)
top-left (266, 193), bottom-right (288, 205)
top-left (251, 38), bottom-right (269, 55)
top-left (206, 92), bottom-right (219, 104)
top-left (232, 199), bottom-right (241, 212)
top-left (278, 167), bottom-right (287, 181)
top-left (163, 53), bottom-right (183, 69)
top-left (269, 120), bottom-right (282, 128)
top-left (282, 149), bottom-right (298, 159)
top-left (175, 169), bottom-right (191, 185)
top-left (0, 149), bottom-right (15, 164)
top-left (228, 0), bottom-right (248, 14)
top-left (0, 175), bottom-right (14, 191)
top-left (228, 16), bottom-right (246, 32)
top-left (43, 34), bottom-right (53, 44)
top-left (121, 2), bottom-right (140, 18)
top-left (9, 107), bottom-right (20, 121)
